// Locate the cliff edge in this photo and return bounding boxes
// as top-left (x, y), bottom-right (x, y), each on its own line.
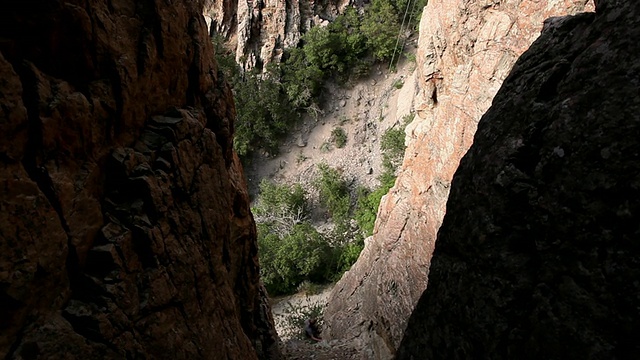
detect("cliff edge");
top-left (324, 1), bottom-right (593, 359)
top-left (397, 0), bottom-right (639, 358)
top-left (0, 1), bottom-right (279, 358)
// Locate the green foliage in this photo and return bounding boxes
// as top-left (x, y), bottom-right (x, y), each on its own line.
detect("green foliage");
top-left (394, 0), bottom-right (428, 26)
top-left (404, 51), bottom-right (417, 64)
top-left (331, 127), bottom-right (348, 148)
top-left (259, 223), bottom-right (334, 295)
top-left (253, 179), bottom-right (307, 219)
top-left (281, 48), bottom-right (324, 109)
top-left (304, 8), bottom-right (369, 75)
top-left (381, 124), bottom-right (406, 166)
top-left (354, 120), bottom-right (409, 236)
top-left (354, 180), bottom-right (395, 236)
top-left (336, 239), bottom-right (364, 273)
top-left (211, 33), bottom-right (239, 81)
top-left (212, 34), bottom-right (296, 158)
top-left (232, 68), bottom-right (295, 157)
top-left (314, 164), bottom-right (351, 223)
top-left (254, 179), bottom-right (357, 295)
top-left (212, 0), bottom-right (425, 160)
top-left (361, 0), bottom-right (403, 61)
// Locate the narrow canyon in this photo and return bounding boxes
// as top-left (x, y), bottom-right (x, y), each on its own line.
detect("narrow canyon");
top-left (1, 0), bottom-right (638, 359)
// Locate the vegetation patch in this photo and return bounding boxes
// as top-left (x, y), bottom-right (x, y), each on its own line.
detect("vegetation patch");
top-left (331, 127), bottom-right (348, 148)
top-left (355, 115), bottom-right (411, 236)
top-left (314, 163), bottom-right (351, 223)
top-left (212, 0), bottom-right (425, 160)
top-left (219, 1), bottom-right (425, 296)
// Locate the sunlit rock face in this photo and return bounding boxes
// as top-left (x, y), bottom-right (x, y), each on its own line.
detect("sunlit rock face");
top-left (397, 0), bottom-right (639, 358)
top-left (0, 1), bottom-right (279, 358)
top-left (323, 1), bottom-right (594, 359)
top-left (203, 0), bottom-right (350, 70)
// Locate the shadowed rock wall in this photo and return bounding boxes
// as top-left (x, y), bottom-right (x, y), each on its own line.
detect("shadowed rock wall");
top-left (323, 1), bottom-right (593, 359)
top-left (0, 1), bottom-right (279, 358)
top-left (397, 0), bottom-right (640, 358)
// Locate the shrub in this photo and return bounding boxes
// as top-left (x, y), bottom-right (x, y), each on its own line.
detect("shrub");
top-left (303, 7), bottom-right (368, 76)
top-left (210, 39), bottom-right (297, 159)
top-left (336, 239), bottom-right (364, 273)
top-left (354, 120), bottom-right (409, 236)
top-left (314, 164), bottom-right (351, 223)
top-left (354, 182), bottom-right (395, 236)
top-left (258, 222), bottom-right (334, 295)
top-left (394, 0), bottom-right (428, 26)
top-left (281, 48), bottom-right (324, 109)
top-left (381, 125), bottom-right (406, 160)
top-left (253, 180), bottom-right (308, 238)
top-left (211, 33), bottom-right (239, 81)
top-left (253, 180), bottom-right (307, 218)
top-left (361, 0), bottom-right (403, 61)
top-left (232, 69), bottom-right (294, 157)
top-left (331, 127), bottom-right (348, 148)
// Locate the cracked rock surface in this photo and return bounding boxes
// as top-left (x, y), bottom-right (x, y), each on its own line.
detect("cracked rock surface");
top-left (0, 1), bottom-right (279, 358)
top-left (323, 1), bottom-right (594, 359)
top-left (397, 0), bottom-right (640, 358)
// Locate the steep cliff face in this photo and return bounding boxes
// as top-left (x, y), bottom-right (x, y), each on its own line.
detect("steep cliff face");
top-left (324, 0), bottom-right (593, 358)
top-left (0, 1), bottom-right (279, 359)
top-left (397, 0), bottom-right (640, 358)
top-left (203, 0), bottom-right (350, 70)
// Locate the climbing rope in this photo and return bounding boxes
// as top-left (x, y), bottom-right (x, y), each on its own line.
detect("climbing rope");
top-left (388, 0), bottom-right (415, 72)
top-left (389, 0), bottom-right (421, 72)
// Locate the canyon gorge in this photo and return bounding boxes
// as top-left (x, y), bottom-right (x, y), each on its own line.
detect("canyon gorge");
top-left (1, 0), bottom-right (638, 359)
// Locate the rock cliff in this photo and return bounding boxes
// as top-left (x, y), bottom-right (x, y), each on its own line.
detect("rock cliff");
top-left (203, 0), bottom-right (350, 70)
top-left (397, 0), bottom-right (640, 357)
top-left (0, 1), bottom-right (279, 359)
top-left (324, 0), bottom-right (594, 358)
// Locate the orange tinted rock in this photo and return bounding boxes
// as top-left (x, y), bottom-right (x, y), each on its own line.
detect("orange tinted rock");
top-left (324, 1), bottom-right (594, 359)
top-left (0, 1), bottom-right (279, 358)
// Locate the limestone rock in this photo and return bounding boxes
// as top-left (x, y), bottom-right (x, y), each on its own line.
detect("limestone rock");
top-left (0, 1), bottom-right (279, 359)
top-left (204, 0), bottom-right (350, 71)
top-left (397, 1), bottom-right (640, 357)
top-left (324, 0), bottom-right (594, 359)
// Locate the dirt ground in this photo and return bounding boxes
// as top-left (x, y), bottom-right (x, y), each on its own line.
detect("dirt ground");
top-left (282, 338), bottom-right (360, 360)
top-left (271, 286), bottom-right (362, 359)
top-left (244, 47), bottom-right (418, 209)
top-left (250, 43), bottom-right (419, 360)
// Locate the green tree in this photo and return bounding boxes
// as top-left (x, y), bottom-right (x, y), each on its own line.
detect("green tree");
top-left (232, 68), bottom-right (294, 157)
top-left (258, 223), bottom-right (334, 295)
top-left (281, 48), bottom-right (324, 109)
top-left (314, 163), bottom-right (351, 223)
top-left (253, 179), bottom-right (308, 221)
top-left (361, 0), bottom-right (403, 61)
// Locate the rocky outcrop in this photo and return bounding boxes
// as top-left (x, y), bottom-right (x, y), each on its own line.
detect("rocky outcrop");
top-left (396, 0), bottom-right (640, 358)
top-left (324, 0), bottom-right (594, 359)
top-left (0, 1), bottom-right (279, 359)
top-left (203, 0), bottom-right (350, 70)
